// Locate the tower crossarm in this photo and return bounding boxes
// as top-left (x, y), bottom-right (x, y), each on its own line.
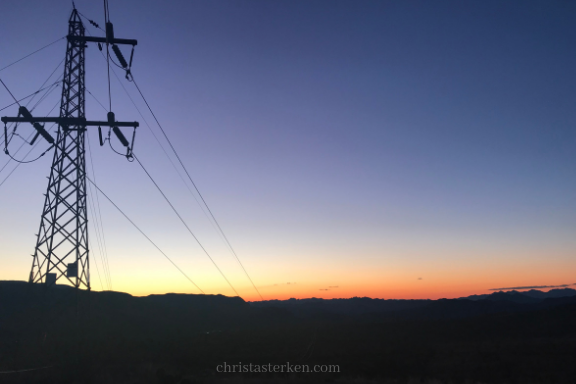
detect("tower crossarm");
top-left (68, 36), bottom-right (137, 46)
top-left (1, 116), bottom-right (139, 128)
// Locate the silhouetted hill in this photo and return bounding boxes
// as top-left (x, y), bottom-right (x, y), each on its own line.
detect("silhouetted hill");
top-left (4, 281), bottom-right (575, 330)
top-left (2, 280), bottom-right (576, 383)
top-left (484, 290), bottom-right (540, 303)
top-left (0, 280), bottom-right (289, 337)
top-left (249, 297), bottom-right (431, 317)
top-left (523, 287), bottom-right (576, 299)
top-left (250, 291), bottom-right (576, 320)
top-left (461, 288), bottom-right (576, 301)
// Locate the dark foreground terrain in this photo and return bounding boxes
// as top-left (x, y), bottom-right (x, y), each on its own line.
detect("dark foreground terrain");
top-left (1, 281), bottom-right (576, 384)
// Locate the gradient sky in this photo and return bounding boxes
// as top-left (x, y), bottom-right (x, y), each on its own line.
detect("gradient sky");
top-left (1, 0), bottom-right (576, 301)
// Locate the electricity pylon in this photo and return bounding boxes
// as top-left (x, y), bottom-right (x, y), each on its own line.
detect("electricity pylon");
top-left (2, 8), bottom-right (138, 289)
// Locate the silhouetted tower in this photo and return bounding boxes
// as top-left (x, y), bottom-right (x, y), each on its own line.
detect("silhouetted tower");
top-left (2, 8), bottom-right (138, 289)
top-left (29, 10), bottom-right (89, 289)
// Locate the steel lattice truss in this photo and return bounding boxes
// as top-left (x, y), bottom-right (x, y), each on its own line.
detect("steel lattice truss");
top-left (29, 10), bottom-right (89, 289)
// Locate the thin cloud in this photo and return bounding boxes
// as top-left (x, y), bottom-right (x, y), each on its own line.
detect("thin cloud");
top-left (257, 282), bottom-right (296, 289)
top-left (489, 284), bottom-right (575, 291)
top-left (328, 286), bottom-right (339, 288)
top-left (256, 284), bottom-right (278, 289)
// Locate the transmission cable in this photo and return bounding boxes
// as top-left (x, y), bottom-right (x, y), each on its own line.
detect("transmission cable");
top-left (108, 65), bottom-right (240, 272)
top-left (3, 78), bottom-right (61, 148)
top-left (133, 153), bottom-right (239, 296)
top-left (1, 58), bottom-right (64, 144)
top-left (85, 84), bottom-right (202, 292)
top-left (86, 135), bottom-right (112, 290)
top-left (5, 144), bottom-right (54, 164)
top-left (2, 83), bottom-right (61, 163)
top-left (77, 10), bottom-right (104, 32)
top-left (102, 0), bottom-right (112, 112)
top-left (0, 37), bottom-right (64, 73)
top-left (1, 128), bottom-right (41, 172)
top-left (87, 187), bottom-right (110, 291)
top-left (86, 88), bottom-right (108, 112)
top-left (105, 67), bottom-right (244, 287)
top-left (0, 122), bottom-right (56, 189)
top-left (131, 76), bottom-right (264, 300)
top-left (86, 175), bottom-right (204, 293)
top-left (87, 235), bottom-right (105, 291)
top-left (0, 80), bottom-right (62, 114)
top-left (82, 7), bottom-right (252, 298)
top-left (86, 135), bottom-right (112, 289)
top-left (87, 184), bottom-right (111, 290)
top-left (0, 78), bottom-right (20, 106)
top-left (0, 95), bottom-right (59, 183)
top-left (85, 81), bottom-right (238, 295)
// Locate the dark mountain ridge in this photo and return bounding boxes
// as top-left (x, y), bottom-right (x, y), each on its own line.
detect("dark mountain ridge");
top-left (2, 280), bottom-right (576, 383)
top-left (0, 280), bottom-right (260, 337)
top-left (4, 281), bottom-right (576, 326)
top-left (4, 281), bottom-right (575, 325)
top-left (462, 287), bottom-right (576, 301)
top-left (248, 288), bottom-right (576, 319)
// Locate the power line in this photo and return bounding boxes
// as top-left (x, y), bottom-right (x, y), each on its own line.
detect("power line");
top-left (0, 159), bottom-right (21, 189)
top-left (85, 82), bottom-right (217, 294)
top-left (86, 88), bottom-right (108, 112)
top-left (5, 144), bottom-right (53, 164)
top-left (0, 127), bottom-right (43, 175)
top-left (2, 73), bottom-right (62, 154)
top-left (0, 69), bottom-right (60, 184)
top-left (103, 0), bottom-right (112, 112)
top-left (1, 58), bottom-right (64, 144)
top-left (77, 10), bottom-right (104, 32)
top-left (1, 79), bottom-right (61, 147)
top-left (0, 123), bottom-right (56, 189)
top-left (86, 175), bottom-right (205, 293)
top-left (29, 79), bottom-right (62, 114)
top-left (86, 45), bottom-right (234, 295)
top-left (108, 64), bottom-right (239, 273)
top-left (0, 37), bottom-right (64, 73)
top-left (74, 85), bottom-right (114, 289)
top-left (85, 76), bottom-right (239, 296)
top-left (0, 100), bottom-right (60, 188)
top-left (87, 233), bottom-right (105, 291)
top-left (87, 185), bottom-right (110, 290)
top-left (0, 78), bottom-right (20, 106)
top-left (86, 136), bottom-right (113, 290)
top-left (133, 153), bottom-right (239, 297)
top-left (0, 80), bottom-right (62, 114)
top-left (131, 76), bottom-right (264, 300)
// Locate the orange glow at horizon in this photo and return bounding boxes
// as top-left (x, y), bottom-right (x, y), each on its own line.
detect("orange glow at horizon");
top-left (3, 244), bottom-right (576, 302)
top-left (95, 261), bottom-right (576, 302)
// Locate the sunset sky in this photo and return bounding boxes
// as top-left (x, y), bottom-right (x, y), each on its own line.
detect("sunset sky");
top-left (1, 0), bottom-right (575, 301)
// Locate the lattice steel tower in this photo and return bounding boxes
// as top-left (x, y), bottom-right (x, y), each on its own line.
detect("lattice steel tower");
top-left (30, 10), bottom-right (89, 289)
top-left (2, 8), bottom-right (138, 289)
